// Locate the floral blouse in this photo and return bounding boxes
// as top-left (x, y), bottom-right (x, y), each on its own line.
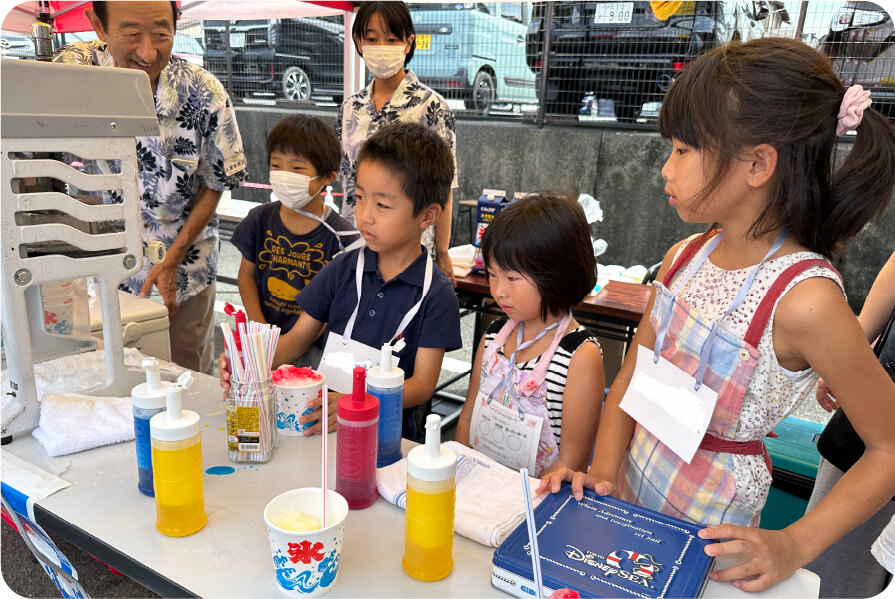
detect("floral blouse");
top-left (54, 41), bottom-right (248, 303)
top-left (336, 70), bottom-right (458, 253)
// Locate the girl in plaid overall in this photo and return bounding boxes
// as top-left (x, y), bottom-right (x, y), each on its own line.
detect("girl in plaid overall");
top-left (539, 38), bottom-right (895, 591)
top-left (616, 229), bottom-right (841, 527)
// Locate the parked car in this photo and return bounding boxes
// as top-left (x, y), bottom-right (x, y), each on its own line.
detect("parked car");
top-left (202, 18), bottom-right (344, 103)
top-left (408, 2), bottom-right (537, 113)
top-left (821, 1), bottom-right (894, 119)
top-left (525, 1), bottom-right (731, 120)
top-left (1, 30), bottom-right (35, 59)
top-left (56, 31), bottom-right (205, 66)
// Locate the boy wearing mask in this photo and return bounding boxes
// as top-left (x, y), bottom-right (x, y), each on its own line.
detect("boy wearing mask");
top-left (231, 115), bottom-right (360, 367)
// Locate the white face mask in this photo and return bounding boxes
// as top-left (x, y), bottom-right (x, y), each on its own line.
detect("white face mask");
top-left (269, 170), bottom-right (319, 211)
top-left (362, 44), bottom-right (406, 79)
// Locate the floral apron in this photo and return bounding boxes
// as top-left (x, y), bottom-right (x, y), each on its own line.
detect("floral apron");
top-left (470, 314), bottom-right (572, 476)
top-left (617, 230), bottom-right (837, 527)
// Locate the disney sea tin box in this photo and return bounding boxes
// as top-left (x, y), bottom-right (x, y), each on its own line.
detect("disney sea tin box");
top-left (492, 483), bottom-right (716, 598)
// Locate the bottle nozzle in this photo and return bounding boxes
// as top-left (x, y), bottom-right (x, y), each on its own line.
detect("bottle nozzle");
top-left (380, 343), bottom-right (392, 373)
top-left (164, 371), bottom-right (193, 420)
top-left (424, 414), bottom-right (442, 459)
top-left (352, 366), bottom-right (366, 404)
top-left (165, 385), bottom-right (183, 421)
top-left (141, 357), bottom-right (161, 393)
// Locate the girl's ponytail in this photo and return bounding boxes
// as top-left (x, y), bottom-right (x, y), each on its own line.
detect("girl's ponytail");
top-left (826, 108), bottom-right (895, 254)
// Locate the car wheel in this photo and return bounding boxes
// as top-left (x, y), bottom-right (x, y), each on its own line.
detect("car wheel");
top-left (464, 70), bottom-right (495, 114)
top-left (282, 66), bottom-right (312, 103)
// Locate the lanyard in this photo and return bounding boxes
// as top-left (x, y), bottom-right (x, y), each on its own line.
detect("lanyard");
top-left (294, 207), bottom-right (362, 253)
top-left (653, 228), bottom-right (789, 390)
top-left (487, 319), bottom-right (562, 417)
top-left (341, 248), bottom-right (433, 348)
top-left (271, 192), bottom-right (361, 253)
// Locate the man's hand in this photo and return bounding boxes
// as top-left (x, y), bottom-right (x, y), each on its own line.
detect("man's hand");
top-left (141, 260), bottom-right (179, 317)
top-left (436, 249), bottom-right (456, 286)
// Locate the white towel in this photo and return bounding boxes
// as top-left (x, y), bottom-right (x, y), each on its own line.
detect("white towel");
top-left (32, 393), bottom-right (134, 457)
top-left (872, 513), bottom-right (895, 574)
top-left (376, 441), bottom-right (545, 547)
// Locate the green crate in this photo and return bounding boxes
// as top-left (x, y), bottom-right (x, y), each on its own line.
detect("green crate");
top-left (759, 417), bottom-right (824, 530)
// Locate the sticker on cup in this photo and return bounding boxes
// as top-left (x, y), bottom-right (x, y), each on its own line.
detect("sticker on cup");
top-left (273, 367), bottom-right (325, 436)
top-left (264, 488), bottom-right (348, 597)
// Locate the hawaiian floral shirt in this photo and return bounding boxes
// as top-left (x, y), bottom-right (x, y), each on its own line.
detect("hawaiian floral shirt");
top-left (54, 41), bottom-right (247, 303)
top-left (336, 70), bottom-right (457, 254)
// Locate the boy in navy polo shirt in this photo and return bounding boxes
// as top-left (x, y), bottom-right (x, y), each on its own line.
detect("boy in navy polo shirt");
top-left (220, 122), bottom-right (461, 442)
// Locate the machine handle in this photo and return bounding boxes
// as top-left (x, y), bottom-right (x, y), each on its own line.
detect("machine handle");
top-left (144, 241), bottom-right (166, 265)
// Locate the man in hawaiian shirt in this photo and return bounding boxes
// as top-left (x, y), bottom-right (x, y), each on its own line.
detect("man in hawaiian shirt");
top-left (55, 1), bottom-right (247, 373)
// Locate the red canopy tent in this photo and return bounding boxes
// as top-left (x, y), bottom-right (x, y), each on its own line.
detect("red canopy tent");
top-left (2, 1), bottom-right (365, 96)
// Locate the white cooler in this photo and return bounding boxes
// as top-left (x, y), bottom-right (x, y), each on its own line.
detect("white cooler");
top-left (89, 290), bottom-right (171, 360)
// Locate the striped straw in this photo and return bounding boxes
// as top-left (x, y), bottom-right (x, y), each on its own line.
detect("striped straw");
top-left (222, 320), bottom-right (281, 463)
top-left (321, 384), bottom-right (328, 527)
top-left (520, 468), bottom-right (544, 599)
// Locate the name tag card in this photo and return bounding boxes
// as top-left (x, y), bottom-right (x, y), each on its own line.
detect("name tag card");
top-left (619, 345), bottom-right (718, 464)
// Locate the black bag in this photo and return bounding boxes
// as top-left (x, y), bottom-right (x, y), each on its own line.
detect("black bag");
top-left (816, 306), bottom-right (895, 474)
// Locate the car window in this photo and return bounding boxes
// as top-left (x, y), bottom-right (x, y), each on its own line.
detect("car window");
top-left (501, 3), bottom-right (525, 23)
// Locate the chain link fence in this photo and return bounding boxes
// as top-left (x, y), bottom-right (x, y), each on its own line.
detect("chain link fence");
top-left (12, 2), bottom-right (886, 127)
top-left (526, 1), bottom-right (894, 124)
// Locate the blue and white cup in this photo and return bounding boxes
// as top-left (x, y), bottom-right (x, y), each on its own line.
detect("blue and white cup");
top-left (275, 373), bottom-right (324, 436)
top-left (264, 488), bottom-right (348, 597)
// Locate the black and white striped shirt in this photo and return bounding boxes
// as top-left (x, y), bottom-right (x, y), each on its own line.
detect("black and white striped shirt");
top-left (483, 317), bottom-right (600, 448)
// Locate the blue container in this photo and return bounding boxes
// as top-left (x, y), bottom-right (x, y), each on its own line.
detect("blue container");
top-left (370, 384), bottom-right (403, 467)
top-left (367, 344), bottom-right (405, 468)
top-left (131, 357), bottom-right (170, 497)
top-left (134, 405), bottom-right (165, 496)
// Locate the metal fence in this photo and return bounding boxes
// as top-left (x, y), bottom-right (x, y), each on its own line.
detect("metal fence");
top-left (11, 2), bottom-right (886, 128)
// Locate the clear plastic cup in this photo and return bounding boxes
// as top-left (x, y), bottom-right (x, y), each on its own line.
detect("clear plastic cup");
top-left (264, 488), bottom-right (348, 597)
top-left (275, 371), bottom-right (325, 436)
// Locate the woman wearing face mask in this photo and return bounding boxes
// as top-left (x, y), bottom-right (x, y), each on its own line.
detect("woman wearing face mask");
top-left (337, 1), bottom-right (459, 284)
top-left (231, 115), bottom-right (361, 367)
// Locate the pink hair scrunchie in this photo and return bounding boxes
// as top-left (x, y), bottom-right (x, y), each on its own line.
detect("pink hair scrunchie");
top-left (836, 85), bottom-right (872, 136)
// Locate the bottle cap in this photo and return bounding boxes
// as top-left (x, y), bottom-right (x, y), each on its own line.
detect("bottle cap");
top-left (337, 367), bottom-right (379, 422)
top-left (408, 415), bottom-right (456, 482)
top-left (366, 343), bottom-right (404, 389)
top-left (150, 371), bottom-right (200, 442)
top-left (132, 357), bottom-right (171, 409)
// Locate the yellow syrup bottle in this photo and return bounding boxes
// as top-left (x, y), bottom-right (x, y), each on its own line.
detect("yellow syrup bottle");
top-left (402, 414), bottom-right (456, 581)
top-left (150, 372), bottom-right (207, 537)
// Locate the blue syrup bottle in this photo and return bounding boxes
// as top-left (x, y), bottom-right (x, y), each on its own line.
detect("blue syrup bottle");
top-left (131, 357), bottom-right (170, 497)
top-left (367, 343), bottom-right (405, 468)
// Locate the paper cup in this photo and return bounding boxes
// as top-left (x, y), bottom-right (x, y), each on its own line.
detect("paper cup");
top-left (43, 297), bottom-right (74, 335)
top-left (264, 488), bottom-right (348, 597)
top-left (275, 374), bottom-right (324, 436)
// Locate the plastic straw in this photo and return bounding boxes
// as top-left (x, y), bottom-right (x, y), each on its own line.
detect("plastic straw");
top-left (321, 384), bottom-right (328, 527)
top-left (520, 468), bottom-right (544, 599)
top-left (222, 320), bottom-right (281, 462)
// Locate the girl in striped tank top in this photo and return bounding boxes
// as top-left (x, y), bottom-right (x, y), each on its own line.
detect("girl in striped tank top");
top-left (455, 192), bottom-right (605, 477)
top-left (539, 38), bottom-right (895, 592)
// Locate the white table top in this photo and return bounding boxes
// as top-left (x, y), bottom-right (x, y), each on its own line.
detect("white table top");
top-left (3, 372), bottom-right (819, 598)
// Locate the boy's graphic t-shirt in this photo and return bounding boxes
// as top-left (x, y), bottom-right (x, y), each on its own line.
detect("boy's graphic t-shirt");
top-left (231, 201), bottom-right (359, 331)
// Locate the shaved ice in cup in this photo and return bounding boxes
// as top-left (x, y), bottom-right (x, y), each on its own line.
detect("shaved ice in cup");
top-left (264, 488), bottom-right (348, 597)
top-left (274, 367), bottom-right (325, 436)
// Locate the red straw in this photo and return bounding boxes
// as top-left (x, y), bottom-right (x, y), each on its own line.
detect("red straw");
top-left (321, 384), bottom-right (328, 527)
